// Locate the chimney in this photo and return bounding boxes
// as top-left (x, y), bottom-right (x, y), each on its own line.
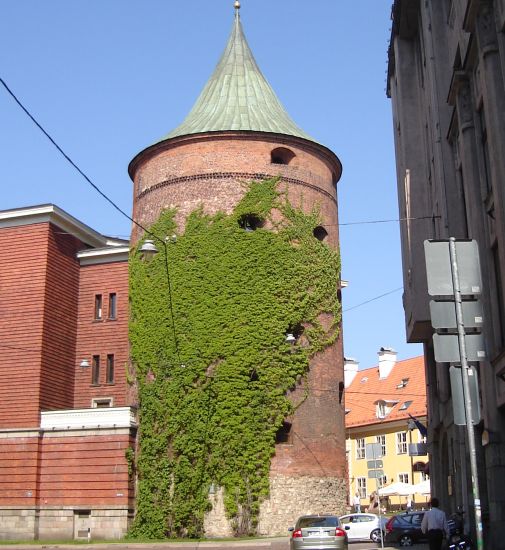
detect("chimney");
top-left (344, 357), bottom-right (359, 388)
top-left (378, 347), bottom-right (397, 379)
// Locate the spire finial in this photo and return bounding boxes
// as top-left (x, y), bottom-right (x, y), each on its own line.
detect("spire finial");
top-left (234, 1), bottom-right (240, 11)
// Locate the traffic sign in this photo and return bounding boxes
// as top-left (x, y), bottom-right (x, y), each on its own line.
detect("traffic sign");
top-left (367, 459), bottom-right (383, 469)
top-left (424, 240), bottom-right (482, 296)
top-left (433, 333), bottom-right (486, 363)
top-left (429, 300), bottom-right (483, 330)
top-left (365, 442), bottom-right (382, 459)
top-left (368, 469), bottom-right (384, 479)
top-left (450, 366), bottom-right (481, 425)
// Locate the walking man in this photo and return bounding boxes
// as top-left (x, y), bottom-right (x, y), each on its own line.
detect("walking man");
top-left (421, 497), bottom-right (449, 550)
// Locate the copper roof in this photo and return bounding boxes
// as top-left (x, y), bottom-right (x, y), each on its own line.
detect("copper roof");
top-left (158, 8), bottom-right (313, 143)
top-left (345, 356), bottom-right (427, 428)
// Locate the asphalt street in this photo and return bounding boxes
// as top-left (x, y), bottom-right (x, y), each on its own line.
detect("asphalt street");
top-left (0, 538), bottom-right (429, 550)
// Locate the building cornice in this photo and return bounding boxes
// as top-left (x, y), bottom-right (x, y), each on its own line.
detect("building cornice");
top-left (0, 204), bottom-right (107, 248)
top-left (78, 246), bottom-right (130, 266)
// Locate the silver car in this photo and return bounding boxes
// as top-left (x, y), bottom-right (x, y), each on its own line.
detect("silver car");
top-left (289, 515), bottom-right (348, 550)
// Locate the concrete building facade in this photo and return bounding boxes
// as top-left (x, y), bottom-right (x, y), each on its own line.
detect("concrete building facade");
top-left (387, 0), bottom-right (505, 545)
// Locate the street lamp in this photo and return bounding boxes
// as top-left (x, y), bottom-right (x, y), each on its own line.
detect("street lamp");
top-left (139, 239), bottom-right (158, 260)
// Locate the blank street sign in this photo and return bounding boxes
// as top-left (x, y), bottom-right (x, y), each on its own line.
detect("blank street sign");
top-left (450, 365), bottom-right (481, 426)
top-left (430, 300), bottom-right (483, 330)
top-left (365, 442), bottom-right (382, 459)
top-left (367, 459), bottom-right (383, 469)
top-left (368, 469), bottom-right (385, 479)
top-left (433, 333), bottom-right (486, 363)
top-left (424, 240), bottom-right (482, 296)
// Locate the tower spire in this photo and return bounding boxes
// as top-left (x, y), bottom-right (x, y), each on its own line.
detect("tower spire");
top-left (158, 5), bottom-right (313, 143)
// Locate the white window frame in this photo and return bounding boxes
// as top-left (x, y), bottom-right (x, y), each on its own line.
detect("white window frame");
top-left (397, 431), bottom-right (408, 454)
top-left (398, 472), bottom-right (409, 484)
top-left (356, 438), bottom-right (366, 459)
top-left (357, 477), bottom-right (367, 498)
top-left (378, 475), bottom-right (388, 488)
top-left (376, 434), bottom-right (386, 456)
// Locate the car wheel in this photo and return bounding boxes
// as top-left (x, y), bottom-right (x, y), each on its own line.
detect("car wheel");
top-left (399, 534), bottom-right (414, 546)
top-left (370, 528), bottom-right (383, 543)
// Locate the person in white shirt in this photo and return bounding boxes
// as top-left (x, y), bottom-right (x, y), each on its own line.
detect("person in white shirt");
top-left (421, 497), bottom-right (450, 550)
top-left (353, 492), bottom-right (361, 513)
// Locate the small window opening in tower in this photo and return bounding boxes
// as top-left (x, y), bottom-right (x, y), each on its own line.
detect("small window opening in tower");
top-left (271, 147), bottom-right (296, 165)
top-left (286, 324), bottom-right (304, 343)
top-left (313, 226), bottom-right (328, 241)
top-left (275, 421), bottom-right (292, 444)
top-left (238, 214), bottom-right (263, 232)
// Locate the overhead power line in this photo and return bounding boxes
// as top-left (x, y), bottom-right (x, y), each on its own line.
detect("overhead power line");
top-left (343, 287), bottom-right (403, 313)
top-left (0, 76), bottom-right (182, 364)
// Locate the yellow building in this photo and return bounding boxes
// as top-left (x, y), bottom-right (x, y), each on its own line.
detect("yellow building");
top-left (344, 349), bottom-right (428, 511)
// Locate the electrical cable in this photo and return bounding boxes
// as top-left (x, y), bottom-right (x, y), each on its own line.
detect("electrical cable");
top-left (0, 76), bottom-right (182, 365)
top-left (343, 286), bottom-right (403, 312)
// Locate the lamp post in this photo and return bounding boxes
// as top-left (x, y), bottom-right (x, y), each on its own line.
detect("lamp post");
top-left (139, 235), bottom-right (181, 365)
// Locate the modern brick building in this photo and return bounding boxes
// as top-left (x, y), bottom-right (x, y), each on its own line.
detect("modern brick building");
top-left (0, 205), bottom-right (133, 540)
top-left (387, 0), bottom-right (505, 545)
top-left (0, 4), bottom-right (346, 539)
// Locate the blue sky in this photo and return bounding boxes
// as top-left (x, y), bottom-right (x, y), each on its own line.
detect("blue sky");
top-left (1, 0), bottom-right (422, 368)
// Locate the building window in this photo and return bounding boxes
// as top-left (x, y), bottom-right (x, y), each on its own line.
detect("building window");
top-left (357, 477), bottom-right (367, 498)
top-left (400, 400), bottom-right (413, 410)
top-left (92, 397), bottom-right (112, 408)
top-left (92, 355), bottom-right (100, 385)
top-left (397, 432), bottom-right (408, 454)
top-left (108, 293), bottom-right (117, 319)
top-left (356, 438), bottom-right (365, 459)
top-left (376, 401), bottom-right (386, 419)
top-left (238, 214), bottom-right (263, 232)
top-left (399, 473), bottom-right (410, 484)
top-left (94, 294), bottom-right (103, 320)
top-left (270, 147), bottom-right (295, 165)
top-left (106, 354), bottom-right (114, 384)
top-left (378, 475), bottom-right (388, 488)
top-left (376, 435), bottom-right (386, 456)
top-left (275, 421), bottom-right (292, 444)
top-left (313, 226), bottom-right (328, 242)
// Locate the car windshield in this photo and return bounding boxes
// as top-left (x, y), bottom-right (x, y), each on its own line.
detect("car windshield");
top-left (298, 517), bottom-right (338, 528)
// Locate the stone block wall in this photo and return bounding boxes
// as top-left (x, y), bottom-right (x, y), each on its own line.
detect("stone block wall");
top-left (0, 508), bottom-right (36, 541)
top-left (203, 474), bottom-right (348, 537)
top-left (258, 474), bottom-right (348, 536)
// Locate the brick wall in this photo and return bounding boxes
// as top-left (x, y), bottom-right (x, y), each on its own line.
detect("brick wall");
top-left (0, 223), bottom-right (82, 427)
top-left (38, 430), bottom-right (134, 507)
top-left (74, 261), bottom-right (130, 409)
top-left (129, 132), bottom-right (341, 247)
top-left (130, 131), bottom-right (347, 536)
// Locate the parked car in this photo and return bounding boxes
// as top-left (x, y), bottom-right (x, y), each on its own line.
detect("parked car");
top-left (384, 511), bottom-right (427, 546)
top-left (288, 514), bottom-right (348, 550)
top-left (339, 513), bottom-right (387, 543)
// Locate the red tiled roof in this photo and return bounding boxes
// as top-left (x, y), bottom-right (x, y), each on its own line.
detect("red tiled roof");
top-left (345, 356), bottom-right (426, 428)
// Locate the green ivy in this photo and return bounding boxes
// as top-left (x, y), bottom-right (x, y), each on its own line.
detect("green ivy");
top-left (128, 178), bottom-right (341, 538)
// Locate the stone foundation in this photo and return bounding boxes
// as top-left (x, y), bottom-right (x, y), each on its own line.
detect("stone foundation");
top-left (0, 508), bottom-right (36, 541)
top-left (0, 507), bottom-right (132, 541)
top-left (203, 474), bottom-right (348, 537)
top-left (258, 474), bottom-right (348, 536)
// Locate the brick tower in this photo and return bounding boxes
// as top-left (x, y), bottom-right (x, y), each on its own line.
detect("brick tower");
top-left (128, 4), bottom-right (346, 535)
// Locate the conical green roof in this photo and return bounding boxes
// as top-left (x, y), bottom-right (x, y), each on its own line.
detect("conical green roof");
top-left (159, 8), bottom-right (313, 142)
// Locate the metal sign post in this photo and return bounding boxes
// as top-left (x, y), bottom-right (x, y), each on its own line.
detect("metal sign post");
top-left (366, 443), bottom-right (384, 549)
top-left (448, 238), bottom-right (484, 550)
